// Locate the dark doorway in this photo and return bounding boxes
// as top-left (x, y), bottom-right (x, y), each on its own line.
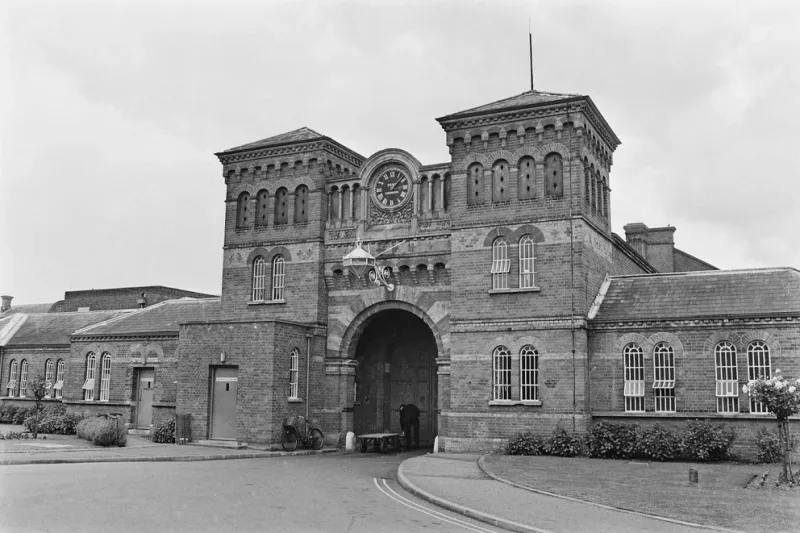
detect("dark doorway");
top-left (353, 310), bottom-right (437, 445)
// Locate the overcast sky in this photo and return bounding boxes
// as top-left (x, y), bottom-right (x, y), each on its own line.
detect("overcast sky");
top-left (2, 0), bottom-right (799, 304)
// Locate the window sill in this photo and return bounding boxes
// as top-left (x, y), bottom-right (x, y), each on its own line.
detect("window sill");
top-left (62, 400), bottom-right (132, 407)
top-left (489, 400), bottom-right (542, 406)
top-left (488, 287), bottom-right (540, 295)
top-left (248, 300), bottom-right (286, 306)
top-left (288, 398), bottom-right (303, 403)
top-left (593, 411), bottom-right (798, 420)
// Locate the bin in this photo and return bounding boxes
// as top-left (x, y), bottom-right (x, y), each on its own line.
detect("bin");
top-left (176, 414), bottom-right (191, 444)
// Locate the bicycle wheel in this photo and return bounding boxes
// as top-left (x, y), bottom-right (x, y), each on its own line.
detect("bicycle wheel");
top-left (309, 428), bottom-right (324, 450)
top-left (281, 426), bottom-right (298, 451)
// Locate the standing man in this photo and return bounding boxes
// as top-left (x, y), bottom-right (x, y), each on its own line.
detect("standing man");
top-left (399, 403), bottom-right (420, 449)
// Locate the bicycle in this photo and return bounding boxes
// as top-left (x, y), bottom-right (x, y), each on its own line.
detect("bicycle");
top-left (281, 415), bottom-right (324, 451)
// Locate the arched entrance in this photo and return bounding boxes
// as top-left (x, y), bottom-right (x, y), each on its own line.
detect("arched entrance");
top-left (352, 309), bottom-right (437, 445)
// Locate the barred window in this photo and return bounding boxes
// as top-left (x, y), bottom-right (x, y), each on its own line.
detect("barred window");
top-left (19, 360), bottom-right (29, 398)
top-left (714, 342), bottom-right (739, 413)
top-left (518, 235), bottom-right (536, 289)
top-left (272, 255), bottom-right (286, 301)
top-left (99, 353), bottom-right (111, 402)
top-left (747, 341), bottom-right (771, 414)
top-left (83, 353), bottom-right (97, 401)
top-left (520, 345), bottom-right (539, 401)
top-left (252, 256), bottom-right (267, 301)
top-left (6, 359), bottom-right (18, 397)
top-left (492, 346), bottom-right (512, 400)
top-left (623, 343), bottom-right (644, 412)
top-left (491, 238), bottom-right (510, 290)
top-left (54, 360), bottom-right (65, 399)
top-left (652, 343), bottom-right (675, 412)
top-left (289, 348), bottom-right (299, 399)
top-left (44, 359), bottom-right (54, 398)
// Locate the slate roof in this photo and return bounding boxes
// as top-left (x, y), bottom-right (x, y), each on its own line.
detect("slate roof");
top-left (76, 298), bottom-right (221, 337)
top-left (6, 310), bottom-right (130, 346)
top-left (217, 127), bottom-right (326, 154)
top-left (438, 90), bottom-right (582, 120)
top-left (0, 302), bottom-right (55, 318)
top-left (592, 268), bottom-right (800, 322)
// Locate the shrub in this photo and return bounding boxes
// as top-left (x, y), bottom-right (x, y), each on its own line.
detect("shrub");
top-left (681, 420), bottom-right (735, 462)
top-left (152, 418), bottom-right (176, 444)
top-left (76, 416), bottom-right (127, 447)
top-left (0, 431), bottom-right (30, 440)
top-left (12, 406), bottom-right (32, 425)
top-left (0, 404), bottom-right (19, 423)
top-left (505, 431), bottom-right (546, 455)
top-left (23, 405), bottom-right (82, 435)
top-left (636, 423), bottom-right (681, 461)
top-left (586, 422), bottom-right (638, 459)
top-left (544, 427), bottom-right (582, 457)
top-left (755, 427), bottom-right (784, 463)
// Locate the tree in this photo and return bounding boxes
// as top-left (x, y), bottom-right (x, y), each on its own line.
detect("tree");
top-left (25, 375), bottom-right (50, 439)
top-left (743, 369), bottom-right (800, 484)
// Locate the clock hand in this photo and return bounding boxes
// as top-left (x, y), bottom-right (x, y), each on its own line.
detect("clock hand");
top-left (391, 179), bottom-right (403, 191)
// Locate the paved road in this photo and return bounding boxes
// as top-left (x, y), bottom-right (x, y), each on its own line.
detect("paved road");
top-left (0, 451), bottom-right (504, 533)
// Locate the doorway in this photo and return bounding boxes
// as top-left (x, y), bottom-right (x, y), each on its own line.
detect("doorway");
top-left (353, 310), bottom-right (437, 445)
top-left (210, 366), bottom-right (238, 440)
top-left (136, 368), bottom-right (154, 430)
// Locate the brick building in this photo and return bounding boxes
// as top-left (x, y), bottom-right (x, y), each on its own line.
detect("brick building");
top-left (2, 89), bottom-right (798, 456)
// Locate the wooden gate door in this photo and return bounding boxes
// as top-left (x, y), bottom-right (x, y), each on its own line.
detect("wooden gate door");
top-left (136, 368), bottom-right (154, 430)
top-left (211, 366), bottom-right (238, 440)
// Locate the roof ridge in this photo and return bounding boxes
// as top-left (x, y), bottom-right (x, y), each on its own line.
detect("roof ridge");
top-left (609, 266), bottom-right (798, 280)
top-left (71, 310), bottom-right (139, 336)
top-left (0, 314), bottom-right (28, 346)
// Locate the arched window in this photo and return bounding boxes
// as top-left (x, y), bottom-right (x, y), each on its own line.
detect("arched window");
top-left (518, 235), bottom-right (536, 289)
top-left (590, 169), bottom-right (597, 211)
top-left (492, 346), bottom-right (511, 401)
top-left (19, 360), bottom-right (29, 398)
top-left (54, 359), bottom-right (65, 399)
top-left (747, 341), bottom-right (771, 414)
top-left (520, 345), bottom-right (539, 401)
top-left (252, 256), bottom-right (267, 302)
top-left (491, 160), bottom-right (509, 202)
top-left (6, 359), bottom-right (18, 397)
top-left (255, 189), bottom-right (269, 227)
top-left (352, 184), bottom-right (362, 220)
top-left (603, 178), bottom-right (610, 218)
top-left (294, 185), bottom-right (308, 223)
top-left (274, 187), bottom-right (288, 225)
top-left (623, 343), bottom-right (644, 412)
top-left (272, 255), bottom-right (286, 301)
top-left (467, 163), bottom-right (484, 205)
top-left (99, 353), bottom-right (112, 402)
top-left (341, 186), bottom-right (352, 220)
top-left (289, 348), bottom-right (299, 399)
top-left (714, 342), bottom-right (738, 413)
top-left (44, 359), bottom-right (54, 398)
top-left (236, 192), bottom-right (250, 228)
top-left (443, 173), bottom-right (451, 212)
top-left (544, 153), bottom-right (563, 197)
top-left (652, 343), bottom-right (675, 412)
top-left (583, 164), bottom-right (590, 204)
top-left (518, 156), bottom-right (535, 200)
top-left (329, 187), bottom-right (340, 221)
top-left (83, 353), bottom-right (97, 401)
top-left (491, 237), bottom-right (510, 290)
top-left (419, 176), bottom-right (430, 214)
top-left (431, 175), bottom-right (442, 211)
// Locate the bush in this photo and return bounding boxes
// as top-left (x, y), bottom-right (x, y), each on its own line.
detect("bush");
top-left (681, 420), bottom-right (735, 462)
top-left (636, 423), bottom-right (681, 461)
top-left (0, 431), bottom-right (31, 440)
top-left (76, 416), bottom-right (127, 447)
top-left (152, 418), bottom-right (176, 444)
top-left (586, 422), bottom-right (638, 459)
top-left (755, 427), bottom-right (784, 463)
top-left (12, 406), bottom-right (33, 425)
top-left (0, 404), bottom-right (19, 423)
top-left (23, 405), bottom-right (83, 435)
top-left (505, 431), bottom-right (546, 455)
top-left (544, 427), bottom-right (582, 457)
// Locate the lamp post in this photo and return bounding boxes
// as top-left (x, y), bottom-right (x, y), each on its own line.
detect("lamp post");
top-left (343, 240), bottom-right (396, 291)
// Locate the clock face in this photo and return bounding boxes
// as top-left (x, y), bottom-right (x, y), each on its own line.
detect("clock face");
top-left (372, 166), bottom-right (411, 211)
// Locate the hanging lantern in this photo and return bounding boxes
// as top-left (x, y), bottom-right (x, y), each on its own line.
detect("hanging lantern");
top-left (343, 241), bottom-right (376, 278)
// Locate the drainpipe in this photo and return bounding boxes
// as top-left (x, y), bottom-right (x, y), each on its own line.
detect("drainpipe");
top-left (305, 330), bottom-right (312, 421)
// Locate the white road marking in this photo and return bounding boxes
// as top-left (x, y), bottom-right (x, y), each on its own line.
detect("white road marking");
top-left (373, 477), bottom-right (499, 533)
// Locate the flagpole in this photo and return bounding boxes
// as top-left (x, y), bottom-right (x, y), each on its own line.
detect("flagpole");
top-left (529, 18), bottom-right (534, 91)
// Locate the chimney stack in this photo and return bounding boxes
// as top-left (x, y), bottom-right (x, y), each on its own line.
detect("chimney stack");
top-left (623, 223), bottom-right (677, 273)
top-left (1, 295), bottom-right (13, 313)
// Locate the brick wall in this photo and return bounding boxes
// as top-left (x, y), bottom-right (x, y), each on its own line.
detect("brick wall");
top-left (51, 286), bottom-right (216, 313)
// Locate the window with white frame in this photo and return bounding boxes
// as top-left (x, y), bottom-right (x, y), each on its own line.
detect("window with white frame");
top-left (252, 256), bottom-right (267, 301)
top-left (747, 341), bottom-right (770, 414)
top-left (44, 359), bottom-right (54, 398)
top-left (492, 346), bottom-right (512, 400)
top-left (83, 353), bottom-right (97, 401)
top-left (714, 342), bottom-right (738, 413)
top-left (520, 345), bottom-right (539, 401)
top-left (623, 343), bottom-right (644, 412)
top-left (54, 359), bottom-right (65, 399)
top-left (491, 238), bottom-right (510, 290)
top-left (99, 353), bottom-right (111, 402)
top-left (289, 348), bottom-right (299, 399)
top-left (518, 235), bottom-right (536, 289)
top-left (6, 359), bottom-right (18, 397)
top-left (19, 360), bottom-right (29, 398)
top-left (272, 255), bottom-right (286, 301)
top-left (652, 343), bottom-right (675, 412)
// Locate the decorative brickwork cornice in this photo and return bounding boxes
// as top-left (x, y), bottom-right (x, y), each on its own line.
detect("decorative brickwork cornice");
top-left (71, 334), bottom-right (177, 343)
top-left (217, 140), bottom-right (364, 169)
top-left (452, 317), bottom-right (587, 332)
top-left (590, 315), bottom-right (800, 331)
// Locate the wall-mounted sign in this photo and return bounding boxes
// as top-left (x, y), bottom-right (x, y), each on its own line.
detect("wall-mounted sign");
top-left (215, 377), bottom-right (238, 383)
